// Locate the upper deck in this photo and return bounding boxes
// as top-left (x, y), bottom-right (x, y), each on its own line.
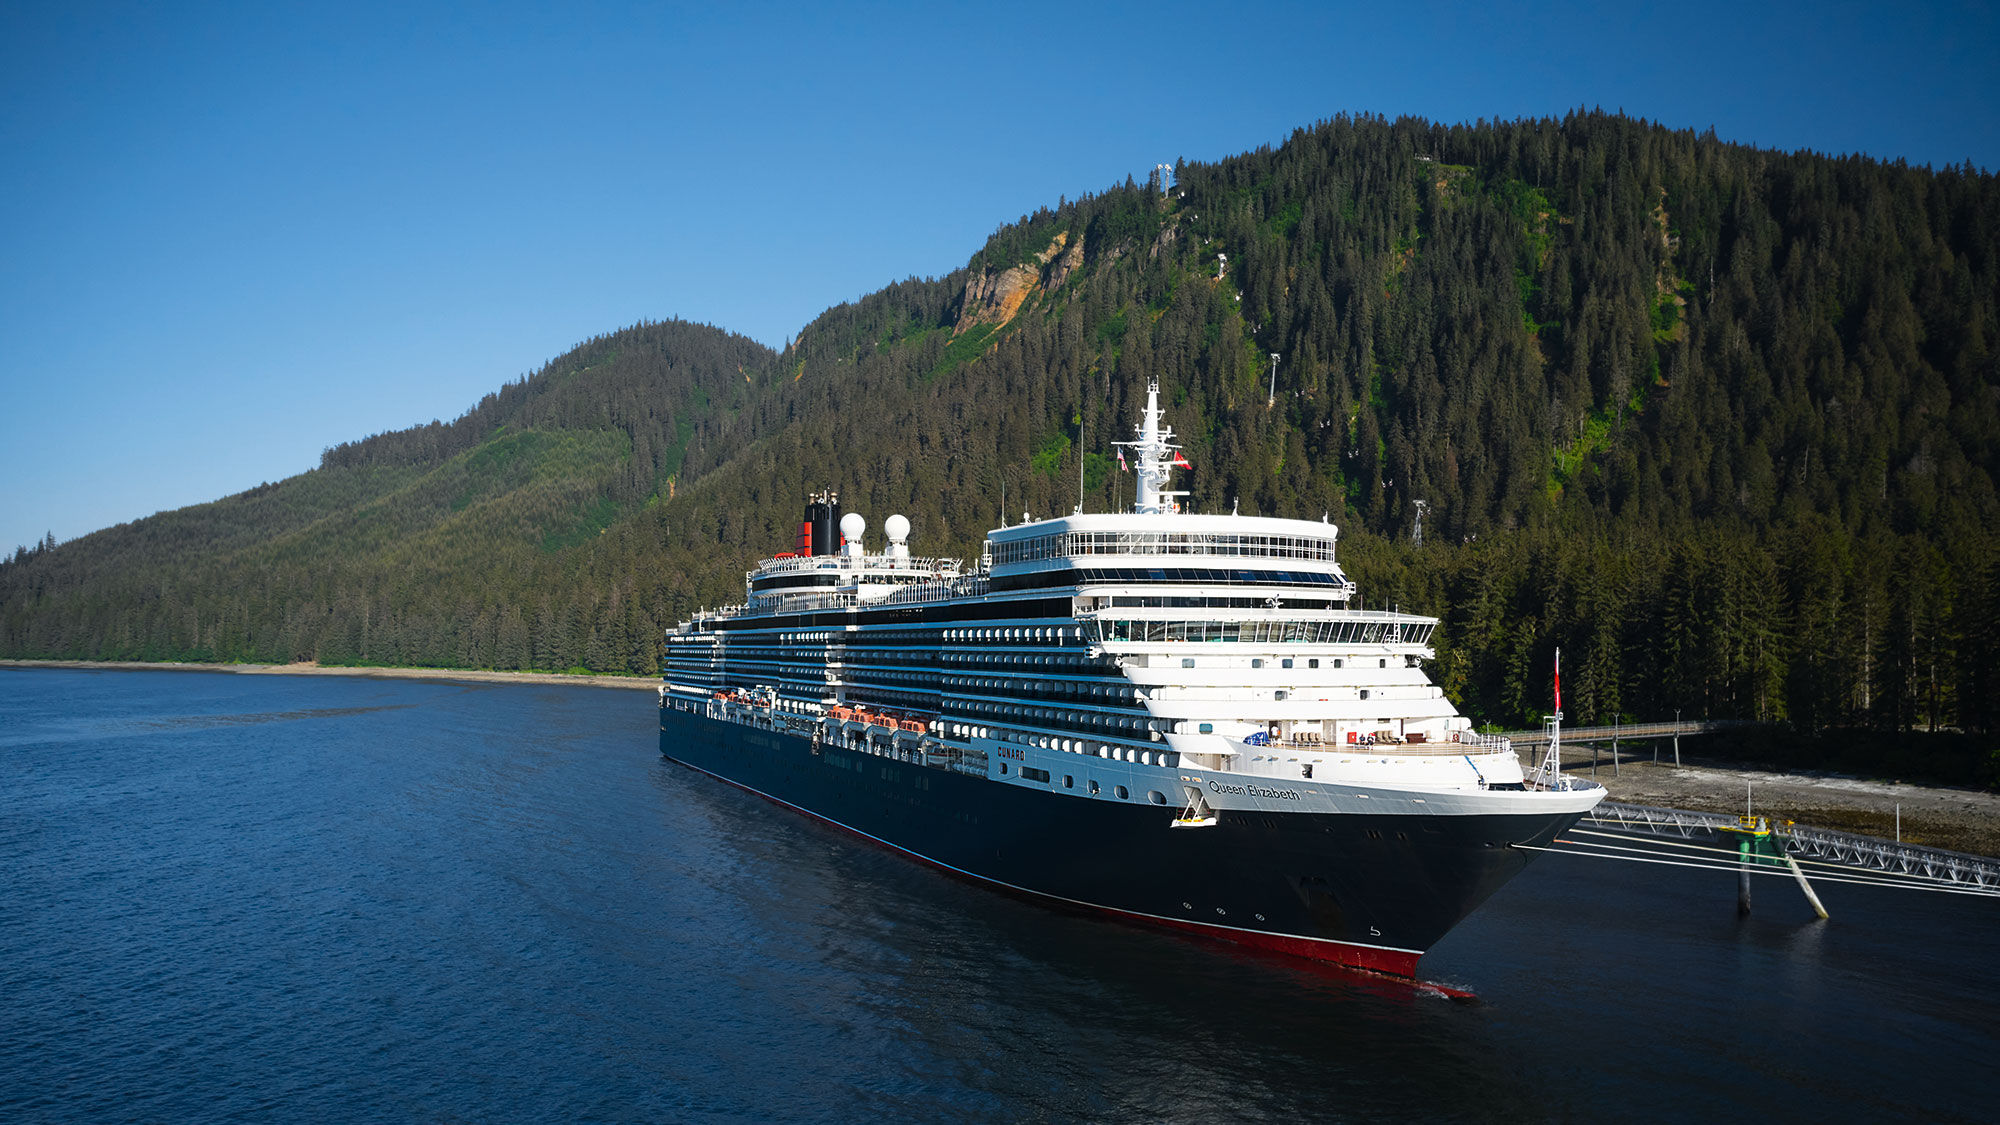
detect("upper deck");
top-left (988, 511), bottom-right (1340, 566)
top-left (985, 511), bottom-right (1356, 598)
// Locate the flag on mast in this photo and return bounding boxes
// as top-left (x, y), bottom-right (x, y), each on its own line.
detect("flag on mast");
top-left (1116, 447), bottom-right (1127, 471)
top-left (1172, 451), bottom-right (1192, 468)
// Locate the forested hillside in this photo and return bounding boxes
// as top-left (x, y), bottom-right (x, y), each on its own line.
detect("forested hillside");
top-left (2, 319), bottom-right (773, 674)
top-left (5, 111), bottom-right (1995, 752)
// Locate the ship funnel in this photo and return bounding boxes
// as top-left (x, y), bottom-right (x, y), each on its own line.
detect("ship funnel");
top-left (801, 490), bottom-right (842, 556)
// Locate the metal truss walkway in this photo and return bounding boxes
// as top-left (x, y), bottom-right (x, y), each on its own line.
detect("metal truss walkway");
top-left (1583, 802), bottom-right (2000, 891)
top-left (1504, 719), bottom-right (1750, 746)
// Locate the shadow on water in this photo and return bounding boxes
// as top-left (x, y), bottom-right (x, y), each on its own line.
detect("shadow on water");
top-left (134, 703), bottom-right (421, 731)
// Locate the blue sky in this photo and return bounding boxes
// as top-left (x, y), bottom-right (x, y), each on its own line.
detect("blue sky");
top-left (3, 0), bottom-right (1995, 553)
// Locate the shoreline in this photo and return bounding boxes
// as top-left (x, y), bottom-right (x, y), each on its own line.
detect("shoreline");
top-left (0, 658), bottom-right (659, 691)
top-left (1555, 746), bottom-right (2000, 859)
top-left (7, 658), bottom-right (1993, 855)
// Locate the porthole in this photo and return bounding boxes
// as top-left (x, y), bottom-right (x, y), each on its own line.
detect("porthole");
top-left (1149, 791), bottom-right (1168, 805)
top-left (1116, 785), bottom-right (1129, 799)
top-left (1064, 775), bottom-right (1075, 789)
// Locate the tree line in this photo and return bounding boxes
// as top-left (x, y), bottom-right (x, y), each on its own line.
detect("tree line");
top-left (3, 111), bottom-right (1994, 771)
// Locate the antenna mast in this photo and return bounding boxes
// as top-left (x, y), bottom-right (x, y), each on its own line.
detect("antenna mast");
top-left (1537, 648), bottom-right (1568, 790)
top-left (1076, 402), bottom-right (1086, 514)
top-left (1113, 378), bottom-right (1188, 514)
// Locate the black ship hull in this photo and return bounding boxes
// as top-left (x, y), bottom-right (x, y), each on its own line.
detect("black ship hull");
top-left (660, 709), bottom-right (1580, 976)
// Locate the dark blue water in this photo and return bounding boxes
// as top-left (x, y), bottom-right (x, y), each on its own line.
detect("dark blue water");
top-left (3, 668), bottom-right (1994, 1122)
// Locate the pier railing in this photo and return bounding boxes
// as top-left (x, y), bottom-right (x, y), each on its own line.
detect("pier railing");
top-left (1582, 802), bottom-right (2000, 889)
top-left (1504, 719), bottom-right (1751, 746)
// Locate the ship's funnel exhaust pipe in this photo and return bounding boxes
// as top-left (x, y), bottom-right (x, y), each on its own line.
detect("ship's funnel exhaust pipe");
top-left (801, 490), bottom-right (841, 556)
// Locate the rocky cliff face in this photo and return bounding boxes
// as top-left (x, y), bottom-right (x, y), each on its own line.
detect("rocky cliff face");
top-left (953, 232), bottom-right (1082, 334)
top-left (1043, 232), bottom-right (1084, 289)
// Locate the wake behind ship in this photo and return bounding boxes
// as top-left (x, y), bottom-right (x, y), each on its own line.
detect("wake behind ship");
top-left (659, 380), bottom-right (1603, 976)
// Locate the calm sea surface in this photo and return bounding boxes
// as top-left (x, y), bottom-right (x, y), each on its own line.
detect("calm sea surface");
top-left (3, 668), bottom-right (1994, 1122)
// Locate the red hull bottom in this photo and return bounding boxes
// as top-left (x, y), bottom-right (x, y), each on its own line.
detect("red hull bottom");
top-left (1126, 908), bottom-right (1422, 977)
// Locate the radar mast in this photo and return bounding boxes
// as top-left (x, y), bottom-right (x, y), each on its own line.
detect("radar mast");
top-left (1114, 379), bottom-right (1189, 514)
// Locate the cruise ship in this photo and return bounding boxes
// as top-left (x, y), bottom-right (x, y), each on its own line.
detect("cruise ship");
top-left (659, 380), bottom-right (1603, 977)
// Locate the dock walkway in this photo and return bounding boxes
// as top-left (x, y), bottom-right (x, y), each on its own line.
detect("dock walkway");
top-left (1583, 802), bottom-right (2000, 890)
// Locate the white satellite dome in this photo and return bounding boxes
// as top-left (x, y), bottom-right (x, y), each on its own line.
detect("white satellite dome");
top-left (884, 514), bottom-right (911, 560)
top-left (840, 512), bottom-right (866, 556)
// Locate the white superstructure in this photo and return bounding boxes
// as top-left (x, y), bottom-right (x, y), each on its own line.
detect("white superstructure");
top-left (663, 378), bottom-right (1598, 825)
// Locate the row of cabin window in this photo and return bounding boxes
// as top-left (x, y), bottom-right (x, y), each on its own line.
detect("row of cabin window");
top-left (1096, 619), bottom-right (1429, 645)
top-left (1002, 763), bottom-right (1169, 804)
top-left (943, 626), bottom-right (1084, 643)
top-left (1180, 657), bottom-right (1387, 669)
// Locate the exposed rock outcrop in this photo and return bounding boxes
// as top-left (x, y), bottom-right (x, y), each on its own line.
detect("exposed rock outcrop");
top-left (953, 232), bottom-right (1081, 334)
top-left (1043, 234), bottom-right (1084, 290)
top-left (955, 262), bottom-right (1040, 333)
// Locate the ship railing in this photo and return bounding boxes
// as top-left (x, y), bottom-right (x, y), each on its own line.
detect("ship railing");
top-left (1451, 729), bottom-right (1513, 754)
top-left (875, 571), bottom-right (990, 605)
top-left (744, 591), bottom-right (860, 614)
top-left (750, 554), bottom-right (964, 579)
top-left (1255, 734), bottom-right (1509, 758)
